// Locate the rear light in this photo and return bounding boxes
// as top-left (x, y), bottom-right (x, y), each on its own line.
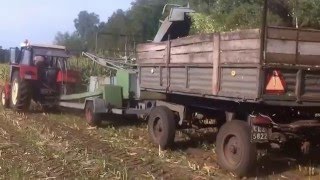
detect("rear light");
top-left (265, 70), bottom-right (286, 94)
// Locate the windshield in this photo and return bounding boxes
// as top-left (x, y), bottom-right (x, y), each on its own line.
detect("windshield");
top-left (32, 47), bottom-right (70, 69)
top-left (48, 57), bottom-right (70, 70)
top-left (33, 55), bottom-right (70, 70)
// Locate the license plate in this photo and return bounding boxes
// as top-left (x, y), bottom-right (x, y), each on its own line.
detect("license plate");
top-left (251, 126), bottom-right (269, 142)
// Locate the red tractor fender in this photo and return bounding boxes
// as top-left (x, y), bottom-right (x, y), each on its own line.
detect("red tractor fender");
top-left (56, 70), bottom-right (81, 84)
top-left (11, 65), bottom-right (38, 80)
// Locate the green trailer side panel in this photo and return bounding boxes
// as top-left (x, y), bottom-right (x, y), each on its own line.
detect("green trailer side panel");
top-left (116, 70), bottom-right (130, 99)
top-left (103, 85), bottom-right (123, 108)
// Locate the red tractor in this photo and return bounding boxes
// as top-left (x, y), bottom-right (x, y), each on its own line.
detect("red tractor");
top-left (1, 42), bottom-right (80, 111)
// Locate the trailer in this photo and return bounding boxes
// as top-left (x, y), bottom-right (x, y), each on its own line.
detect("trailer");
top-left (58, 1), bottom-right (320, 177)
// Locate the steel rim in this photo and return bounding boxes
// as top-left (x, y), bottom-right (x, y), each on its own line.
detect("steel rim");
top-left (1, 91), bottom-right (6, 106)
top-left (153, 117), bottom-right (163, 142)
top-left (223, 135), bottom-right (242, 166)
top-left (11, 81), bottom-right (19, 106)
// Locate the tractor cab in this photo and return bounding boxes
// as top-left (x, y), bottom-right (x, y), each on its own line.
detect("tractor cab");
top-left (3, 42), bottom-right (80, 111)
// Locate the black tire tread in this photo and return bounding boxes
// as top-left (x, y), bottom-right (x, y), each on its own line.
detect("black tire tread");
top-left (216, 120), bottom-right (257, 177)
top-left (148, 106), bottom-right (176, 150)
top-left (11, 71), bottom-right (31, 111)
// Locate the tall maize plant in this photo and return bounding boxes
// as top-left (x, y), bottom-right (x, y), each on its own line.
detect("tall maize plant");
top-left (0, 63), bottom-right (9, 85)
top-left (69, 57), bottom-right (114, 85)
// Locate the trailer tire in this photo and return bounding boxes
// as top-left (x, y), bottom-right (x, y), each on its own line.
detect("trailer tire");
top-left (216, 120), bottom-right (257, 177)
top-left (148, 106), bottom-right (176, 150)
top-left (85, 101), bottom-right (102, 127)
top-left (10, 71), bottom-right (31, 111)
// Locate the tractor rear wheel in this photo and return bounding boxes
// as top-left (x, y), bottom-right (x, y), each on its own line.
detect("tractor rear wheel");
top-left (10, 71), bottom-right (31, 111)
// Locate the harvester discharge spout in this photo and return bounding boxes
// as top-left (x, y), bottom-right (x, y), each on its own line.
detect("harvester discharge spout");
top-left (153, 5), bottom-right (194, 42)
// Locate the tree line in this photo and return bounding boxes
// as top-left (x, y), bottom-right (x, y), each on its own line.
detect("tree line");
top-left (54, 0), bottom-right (320, 55)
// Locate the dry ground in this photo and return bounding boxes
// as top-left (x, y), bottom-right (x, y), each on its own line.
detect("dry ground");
top-left (0, 107), bottom-right (320, 179)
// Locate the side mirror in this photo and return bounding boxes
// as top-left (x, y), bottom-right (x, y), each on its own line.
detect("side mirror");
top-left (10, 47), bottom-right (19, 64)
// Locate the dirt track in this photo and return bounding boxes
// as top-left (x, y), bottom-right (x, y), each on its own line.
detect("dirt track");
top-left (0, 107), bottom-right (320, 179)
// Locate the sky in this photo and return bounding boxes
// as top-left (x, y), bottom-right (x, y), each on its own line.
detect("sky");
top-left (0, 0), bottom-right (133, 48)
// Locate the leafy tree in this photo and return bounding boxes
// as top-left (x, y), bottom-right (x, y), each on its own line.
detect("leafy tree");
top-left (290, 0), bottom-right (320, 28)
top-left (55, 0), bottom-right (320, 54)
top-left (54, 32), bottom-right (83, 55)
top-left (98, 9), bottom-right (128, 52)
top-left (74, 11), bottom-right (100, 50)
top-left (74, 11), bottom-right (100, 40)
top-left (54, 32), bottom-right (70, 45)
top-left (95, 0), bottom-right (167, 56)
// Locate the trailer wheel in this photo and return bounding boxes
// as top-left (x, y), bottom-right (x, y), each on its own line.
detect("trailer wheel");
top-left (85, 101), bottom-right (102, 127)
top-left (10, 71), bottom-right (31, 111)
top-left (216, 120), bottom-right (257, 177)
top-left (148, 106), bottom-right (176, 150)
top-left (1, 89), bottom-right (9, 108)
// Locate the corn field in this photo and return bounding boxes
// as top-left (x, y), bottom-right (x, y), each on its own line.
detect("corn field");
top-left (0, 63), bottom-right (9, 85)
top-left (69, 57), bottom-right (114, 84)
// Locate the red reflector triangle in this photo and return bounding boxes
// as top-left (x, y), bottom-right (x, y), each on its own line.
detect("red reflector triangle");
top-left (266, 71), bottom-right (285, 93)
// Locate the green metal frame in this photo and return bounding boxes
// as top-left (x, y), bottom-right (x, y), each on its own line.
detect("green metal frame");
top-left (103, 85), bottom-right (123, 108)
top-left (60, 89), bottom-right (103, 101)
top-left (116, 69), bottom-right (130, 99)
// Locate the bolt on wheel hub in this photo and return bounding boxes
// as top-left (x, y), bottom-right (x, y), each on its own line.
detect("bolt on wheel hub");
top-left (224, 135), bottom-right (242, 166)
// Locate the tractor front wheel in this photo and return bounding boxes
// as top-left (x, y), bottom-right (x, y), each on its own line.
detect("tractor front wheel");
top-left (10, 71), bottom-right (31, 111)
top-left (1, 89), bottom-right (9, 108)
top-left (85, 101), bottom-right (102, 127)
